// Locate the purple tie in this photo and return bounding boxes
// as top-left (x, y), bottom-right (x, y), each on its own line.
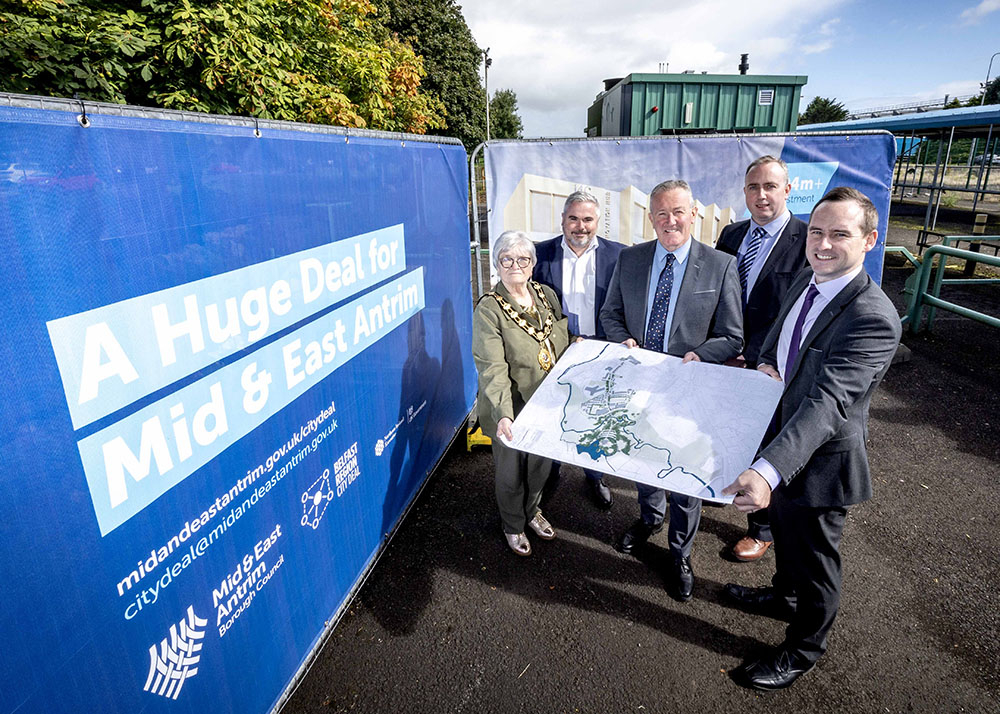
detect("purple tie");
top-left (784, 284), bottom-right (820, 379)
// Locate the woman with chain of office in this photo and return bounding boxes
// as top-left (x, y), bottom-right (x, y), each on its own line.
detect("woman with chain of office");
top-left (472, 230), bottom-right (570, 556)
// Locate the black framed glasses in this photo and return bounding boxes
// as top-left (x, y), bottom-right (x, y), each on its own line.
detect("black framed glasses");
top-left (499, 256), bottom-right (532, 269)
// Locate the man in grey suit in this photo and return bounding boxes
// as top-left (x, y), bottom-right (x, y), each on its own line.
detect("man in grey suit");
top-left (533, 191), bottom-right (623, 509)
top-left (722, 187), bottom-right (902, 690)
top-left (716, 156), bottom-right (808, 562)
top-left (600, 179), bottom-right (742, 602)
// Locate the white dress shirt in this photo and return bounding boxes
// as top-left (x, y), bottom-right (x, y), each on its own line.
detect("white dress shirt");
top-left (560, 236), bottom-right (598, 337)
top-left (753, 264), bottom-right (866, 489)
top-left (738, 210), bottom-right (791, 298)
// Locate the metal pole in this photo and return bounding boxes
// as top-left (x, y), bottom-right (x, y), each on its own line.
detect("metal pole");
top-left (908, 131), bottom-right (920, 194)
top-left (981, 51), bottom-right (1000, 106)
top-left (903, 130), bottom-right (917, 196)
top-left (926, 246), bottom-right (950, 328)
top-left (483, 48), bottom-right (492, 142)
top-left (902, 131), bottom-right (918, 197)
top-left (893, 132), bottom-right (907, 196)
top-left (922, 130), bottom-right (945, 233)
top-left (917, 136), bottom-right (928, 191)
top-left (982, 133), bottom-right (997, 207)
top-left (971, 123), bottom-right (993, 213)
top-left (931, 126), bottom-right (956, 230)
top-left (470, 142), bottom-right (486, 299)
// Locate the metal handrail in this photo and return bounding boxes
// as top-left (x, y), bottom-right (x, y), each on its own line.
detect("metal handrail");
top-left (937, 235), bottom-right (1000, 247)
top-left (885, 245), bottom-right (920, 268)
top-left (924, 237), bottom-right (1000, 323)
top-left (848, 94), bottom-right (976, 117)
top-left (905, 245), bottom-right (1000, 332)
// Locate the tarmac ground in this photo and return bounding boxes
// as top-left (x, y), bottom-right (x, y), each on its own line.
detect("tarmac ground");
top-left (283, 224), bottom-right (1000, 714)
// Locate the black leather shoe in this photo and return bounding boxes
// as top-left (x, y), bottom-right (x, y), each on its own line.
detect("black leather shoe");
top-left (615, 519), bottom-right (662, 554)
top-left (723, 583), bottom-right (794, 618)
top-left (730, 649), bottom-right (815, 691)
top-left (588, 478), bottom-right (613, 509)
top-left (669, 555), bottom-right (694, 601)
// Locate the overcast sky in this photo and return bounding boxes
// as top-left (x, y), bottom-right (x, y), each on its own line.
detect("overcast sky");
top-left (458, 0), bottom-right (1000, 138)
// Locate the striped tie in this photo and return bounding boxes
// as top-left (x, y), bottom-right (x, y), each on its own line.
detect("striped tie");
top-left (738, 226), bottom-right (766, 297)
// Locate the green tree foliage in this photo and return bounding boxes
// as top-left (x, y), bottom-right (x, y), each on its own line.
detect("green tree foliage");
top-left (798, 96), bottom-right (849, 125)
top-left (985, 77), bottom-right (1000, 105)
top-left (969, 76), bottom-right (1000, 106)
top-left (376, 0), bottom-right (485, 147)
top-left (489, 88), bottom-right (522, 139)
top-left (0, 0), bottom-right (445, 133)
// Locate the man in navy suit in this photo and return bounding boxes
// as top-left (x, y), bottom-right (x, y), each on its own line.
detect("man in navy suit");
top-left (723, 187), bottom-right (901, 690)
top-left (533, 191), bottom-right (623, 509)
top-left (600, 180), bottom-right (742, 601)
top-left (716, 156), bottom-right (808, 563)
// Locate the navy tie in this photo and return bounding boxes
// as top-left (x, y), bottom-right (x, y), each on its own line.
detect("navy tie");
top-left (784, 284), bottom-right (820, 379)
top-left (645, 254), bottom-right (676, 353)
top-left (738, 226), bottom-right (766, 298)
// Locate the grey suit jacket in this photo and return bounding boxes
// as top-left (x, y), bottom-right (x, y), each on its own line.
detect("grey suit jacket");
top-left (599, 238), bottom-right (743, 364)
top-left (758, 269), bottom-right (902, 508)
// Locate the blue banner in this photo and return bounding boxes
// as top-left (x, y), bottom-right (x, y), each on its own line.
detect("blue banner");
top-left (484, 133), bottom-right (896, 283)
top-left (0, 102), bottom-right (476, 713)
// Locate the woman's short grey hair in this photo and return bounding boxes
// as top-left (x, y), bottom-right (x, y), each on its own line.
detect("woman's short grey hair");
top-left (493, 230), bottom-right (536, 270)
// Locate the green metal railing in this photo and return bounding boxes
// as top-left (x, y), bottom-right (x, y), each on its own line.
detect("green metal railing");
top-left (885, 245), bottom-right (920, 269)
top-left (922, 238), bottom-right (1000, 326)
top-left (933, 234), bottom-right (1000, 278)
top-left (904, 243), bottom-right (1000, 333)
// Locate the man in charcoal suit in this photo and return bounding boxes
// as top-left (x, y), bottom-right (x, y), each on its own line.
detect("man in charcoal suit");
top-left (600, 179), bottom-right (742, 601)
top-left (533, 191), bottom-right (623, 509)
top-left (722, 187), bottom-right (901, 690)
top-left (716, 155), bottom-right (808, 562)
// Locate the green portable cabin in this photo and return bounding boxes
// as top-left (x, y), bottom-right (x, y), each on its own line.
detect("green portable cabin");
top-left (589, 72), bottom-right (807, 136)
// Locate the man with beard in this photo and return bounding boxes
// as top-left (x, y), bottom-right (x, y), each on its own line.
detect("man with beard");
top-left (533, 191), bottom-right (623, 509)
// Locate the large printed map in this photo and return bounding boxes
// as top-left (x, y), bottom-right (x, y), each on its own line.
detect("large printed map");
top-left (506, 341), bottom-right (784, 502)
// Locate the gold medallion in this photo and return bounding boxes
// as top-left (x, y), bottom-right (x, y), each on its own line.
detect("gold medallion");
top-left (490, 281), bottom-right (559, 372)
top-left (538, 345), bottom-right (553, 372)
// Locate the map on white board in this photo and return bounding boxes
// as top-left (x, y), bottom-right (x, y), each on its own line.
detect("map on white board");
top-left (506, 340), bottom-right (783, 502)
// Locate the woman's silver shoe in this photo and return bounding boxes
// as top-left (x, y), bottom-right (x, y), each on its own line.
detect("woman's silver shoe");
top-left (505, 532), bottom-right (531, 556)
top-left (528, 512), bottom-right (555, 540)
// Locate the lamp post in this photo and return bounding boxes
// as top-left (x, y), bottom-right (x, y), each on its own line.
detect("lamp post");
top-left (969, 51), bottom-right (1000, 164)
top-left (484, 48), bottom-right (492, 142)
top-left (982, 51), bottom-right (1000, 106)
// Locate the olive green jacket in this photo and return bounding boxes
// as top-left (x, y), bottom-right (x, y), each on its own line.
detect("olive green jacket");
top-left (472, 281), bottom-right (570, 439)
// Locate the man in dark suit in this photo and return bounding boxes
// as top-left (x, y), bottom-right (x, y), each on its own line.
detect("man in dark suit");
top-left (533, 191), bottom-right (623, 509)
top-left (600, 179), bottom-right (742, 601)
top-left (722, 187), bottom-right (902, 690)
top-left (716, 156), bottom-right (808, 562)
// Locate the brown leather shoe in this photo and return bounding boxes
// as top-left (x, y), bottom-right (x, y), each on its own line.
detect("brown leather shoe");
top-left (732, 536), bottom-right (772, 562)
